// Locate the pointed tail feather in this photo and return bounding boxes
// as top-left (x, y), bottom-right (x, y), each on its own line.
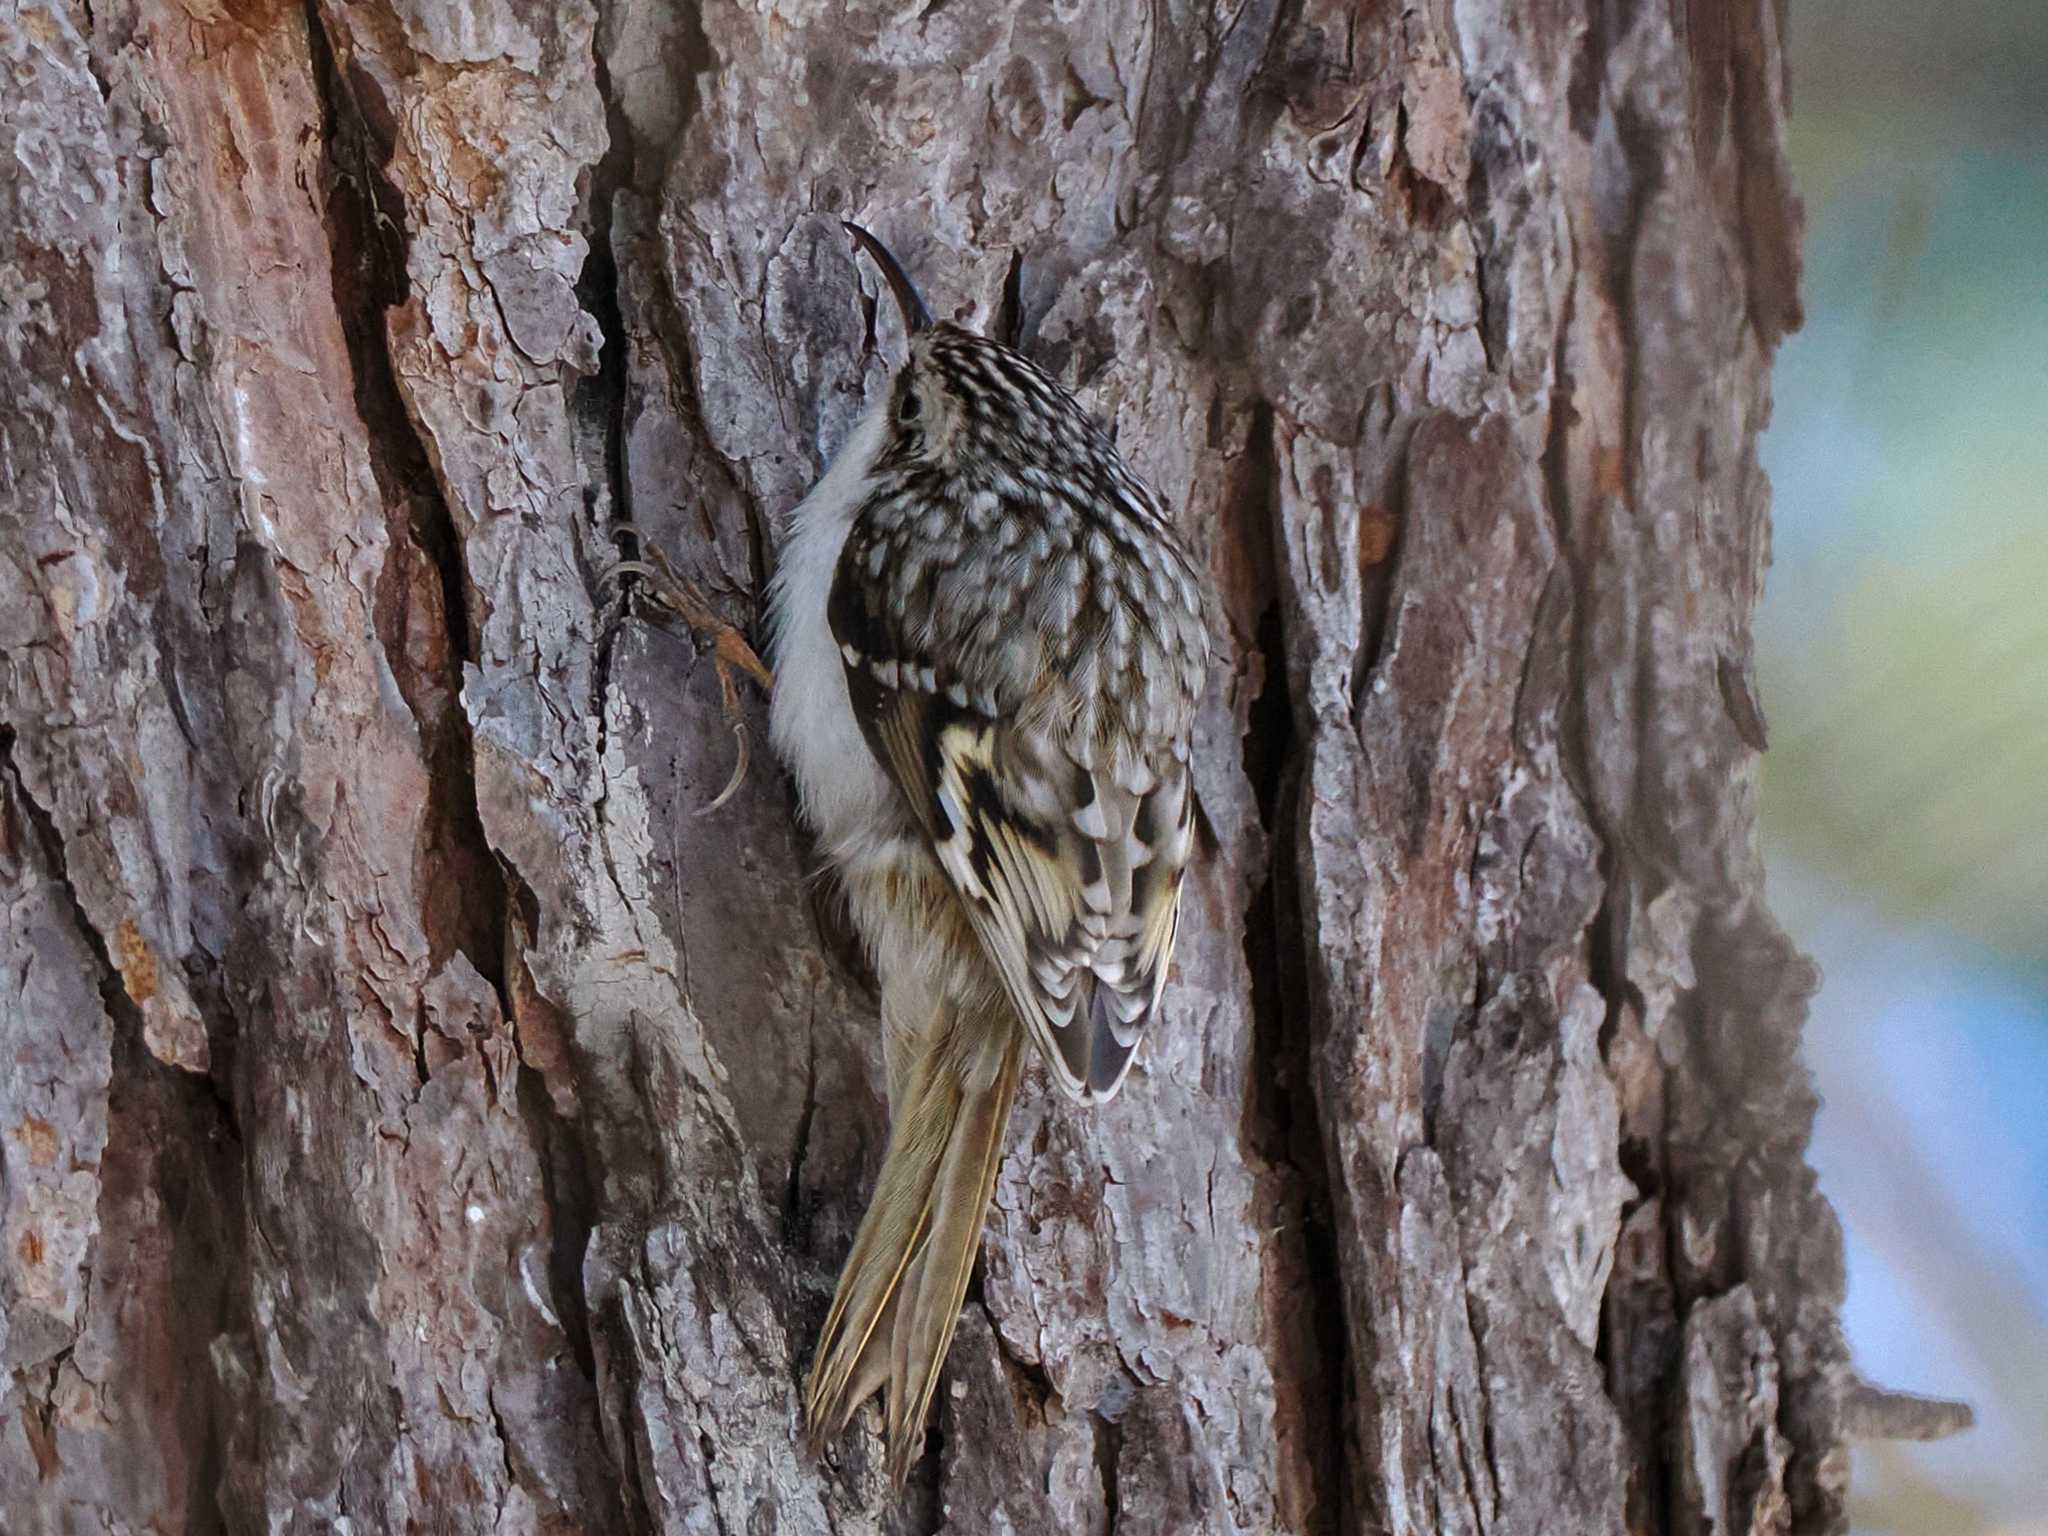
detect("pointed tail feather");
top-left (803, 1006), bottom-right (1023, 1481)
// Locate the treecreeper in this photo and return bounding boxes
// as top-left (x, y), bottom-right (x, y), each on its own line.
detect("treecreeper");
top-left (768, 224), bottom-right (1215, 1482)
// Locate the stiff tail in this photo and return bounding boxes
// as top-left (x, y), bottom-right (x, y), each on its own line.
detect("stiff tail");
top-left (803, 1006), bottom-right (1024, 1483)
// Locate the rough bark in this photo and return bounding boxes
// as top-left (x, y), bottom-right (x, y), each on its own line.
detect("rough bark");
top-left (0, 1), bottom-right (1847, 1532)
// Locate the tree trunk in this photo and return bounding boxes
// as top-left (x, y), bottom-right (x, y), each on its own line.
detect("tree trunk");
top-left (0, 0), bottom-right (1847, 1531)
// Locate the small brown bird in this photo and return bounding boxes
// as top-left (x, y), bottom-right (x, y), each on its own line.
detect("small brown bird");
top-left (768, 225), bottom-right (1211, 1481)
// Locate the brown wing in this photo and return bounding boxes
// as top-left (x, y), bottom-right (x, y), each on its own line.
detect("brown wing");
top-left (831, 557), bottom-right (1193, 1103)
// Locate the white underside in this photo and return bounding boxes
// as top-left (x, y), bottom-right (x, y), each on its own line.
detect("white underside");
top-left (767, 400), bottom-right (901, 868)
top-left (769, 399), bottom-right (967, 1106)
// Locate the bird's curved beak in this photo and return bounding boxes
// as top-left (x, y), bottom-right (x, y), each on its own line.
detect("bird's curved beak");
top-left (843, 222), bottom-right (934, 335)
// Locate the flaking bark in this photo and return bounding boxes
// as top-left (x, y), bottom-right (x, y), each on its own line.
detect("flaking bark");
top-left (0, 1), bottom-right (1847, 1531)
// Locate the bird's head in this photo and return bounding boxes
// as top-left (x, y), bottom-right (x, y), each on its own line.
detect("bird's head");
top-left (843, 222), bottom-right (1106, 483)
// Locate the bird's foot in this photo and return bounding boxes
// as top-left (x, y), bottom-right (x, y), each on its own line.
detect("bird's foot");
top-left (602, 527), bottom-right (773, 813)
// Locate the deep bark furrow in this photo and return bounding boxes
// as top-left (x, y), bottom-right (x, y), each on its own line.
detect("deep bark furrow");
top-left (2, 731), bottom-right (142, 1054)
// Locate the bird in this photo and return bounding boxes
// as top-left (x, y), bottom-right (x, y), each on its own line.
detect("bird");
top-left (767, 223), bottom-right (1213, 1484)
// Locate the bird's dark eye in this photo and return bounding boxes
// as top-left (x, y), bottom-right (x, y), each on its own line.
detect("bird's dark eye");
top-left (898, 390), bottom-right (922, 422)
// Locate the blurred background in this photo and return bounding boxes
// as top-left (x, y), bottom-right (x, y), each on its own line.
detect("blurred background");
top-left (1760, 1), bottom-right (2048, 1530)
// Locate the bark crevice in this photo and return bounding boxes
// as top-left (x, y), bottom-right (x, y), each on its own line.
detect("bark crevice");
top-left (307, 0), bottom-right (509, 995)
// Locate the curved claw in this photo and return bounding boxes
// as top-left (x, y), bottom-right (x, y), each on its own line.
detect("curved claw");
top-left (698, 721), bottom-right (751, 818)
top-left (600, 532), bottom-right (774, 817)
top-left (599, 556), bottom-right (660, 588)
